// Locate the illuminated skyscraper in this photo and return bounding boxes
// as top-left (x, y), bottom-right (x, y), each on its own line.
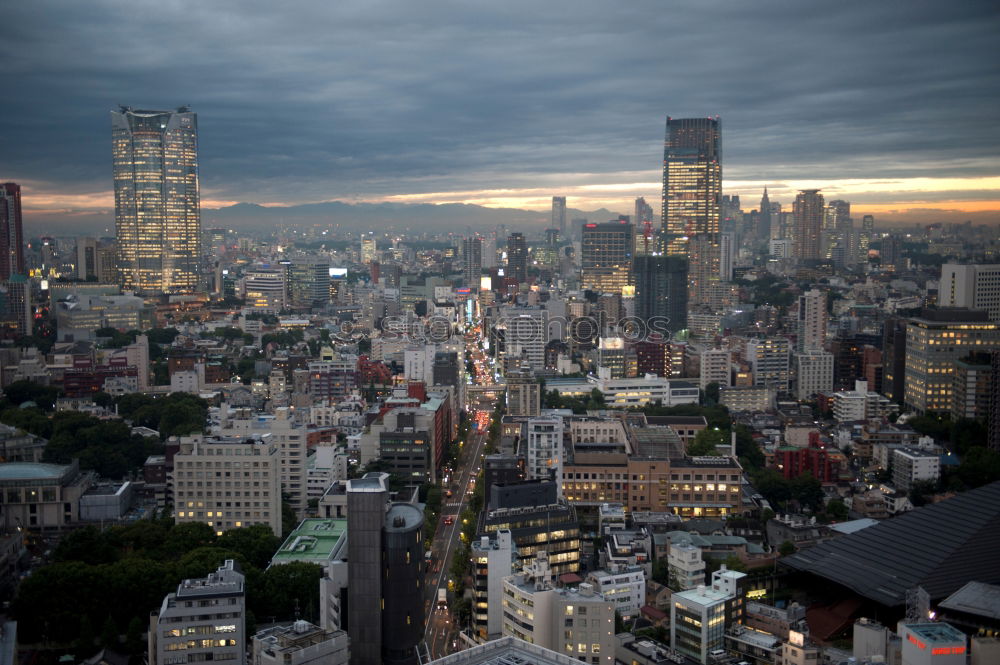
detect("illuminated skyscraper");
top-left (463, 236), bottom-right (482, 288)
top-left (661, 117), bottom-right (723, 309)
top-left (551, 196), bottom-right (567, 237)
top-left (793, 189), bottom-right (824, 261)
top-left (581, 220), bottom-right (633, 294)
top-left (507, 232), bottom-right (528, 283)
top-left (112, 107), bottom-right (200, 294)
top-left (661, 117), bottom-right (721, 255)
top-left (0, 183), bottom-right (25, 281)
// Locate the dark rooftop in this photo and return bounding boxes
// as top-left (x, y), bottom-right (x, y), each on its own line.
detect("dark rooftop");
top-left (782, 481), bottom-right (1000, 607)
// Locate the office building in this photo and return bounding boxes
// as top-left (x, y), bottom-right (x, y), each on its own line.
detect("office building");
top-left (687, 234), bottom-right (723, 309)
top-left (506, 233), bottom-right (528, 284)
top-left (671, 584), bottom-right (730, 664)
top-left (792, 189), bottom-right (824, 261)
top-left (951, 352), bottom-right (994, 422)
top-left (939, 263), bottom-right (1000, 321)
top-left (796, 289), bottom-right (827, 352)
top-left (898, 622), bottom-right (967, 665)
top-left (360, 236), bottom-right (376, 263)
top-left (525, 416), bottom-right (564, 489)
top-left (244, 266), bottom-right (287, 312)
top-left (471, 529), bottom-right (517, 640)
top-left (699, 348), bottom-right (731, 389)
top-left (251, 621), bottom-right (349, 665)
top-left (480, 480), bottom-right (581, 574)
top-left (795, 350), bottom-right (834, 401)
top-left (463, 236), bottom-right (482, 288)
top-left (587, 564), bottom-right (645, 619)
top-left (172, 435), bottom-right (283, 536)
top-left (346, 473), bottom-right (424, 665)
top-left (668, 540), bottom-right (706, 591)
top-left (757, 188), bottom-right (772, 243)
top-left (634, 197), bottom-right (654, 253)
top-left (506, 364), bottom-right (541, 417)
top-left (501, 552), bottom-right (615, 664)
top-left (904, 308), bottom-right (1000, 413)
top-left (660, 117), bottom-right (721, 255)
top-left (0, 461), bottom-right (95, 531)
top-left (112, 107), bottom-right (201, 294)
top-left (552, 196), bottom-right (567, 237)
top-left (581, 220), bottom-right (634, 294)
top-left (892, 447), bottom-right (940, 492)
top-left (497, 305), bottom-right (548, 371)
top-left (747, 337), bottom-right (791, 390)
top-left (832, 380), bottom-right (897, 422)
top-left (0, 183), bottom-right (25, 281)
top-left (633, 255), bottom-right (687, 333)
top-left (149, 560), bottom-right (246, 665)
top-left (288, 260), bottom-right (330, 309)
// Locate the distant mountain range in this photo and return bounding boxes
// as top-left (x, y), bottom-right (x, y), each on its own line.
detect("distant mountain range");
top-left (200, 200), bottom-right (627, 234)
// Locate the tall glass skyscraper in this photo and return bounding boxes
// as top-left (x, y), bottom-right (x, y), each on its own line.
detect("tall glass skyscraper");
top-left (112, 106), bottom-right (201, 294)
top-left (661, 117), bottom-right (723, 309)
top-left (661, 117), bottom-right (721, 255)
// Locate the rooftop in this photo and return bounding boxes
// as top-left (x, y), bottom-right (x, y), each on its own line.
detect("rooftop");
top-left (782, 481), bottom-right (1000, 607)
top-left (0, 462), bottom-right (75, 482)
top-left (904, 622), bottom-right (967, 644)
top-left (270, 518), bottom-right (347, 565)
top-left (938, 581), bottom-right (1000, 620)
top-left (426, 636), bottom-right (583, 665)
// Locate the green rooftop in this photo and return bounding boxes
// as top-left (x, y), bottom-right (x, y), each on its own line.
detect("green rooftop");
top-left (270, 518), bottom-right (347, 566)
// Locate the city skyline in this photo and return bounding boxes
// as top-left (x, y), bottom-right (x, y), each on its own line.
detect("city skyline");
top-left (1, 1), bottom-right (998, 232)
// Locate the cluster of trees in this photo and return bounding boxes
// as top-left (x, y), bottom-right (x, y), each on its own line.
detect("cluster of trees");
top-left (0, 389), bottom-right (207, 478)
top-left (261, 329), bottom-right (305, 349)
top-left (905, 413), bottom-right (1000, 491)
top-left (750, 468), bottom-right (826, 513)
top-left (13, 521), bottom-right (320, 648)
top-left (543, 387), bottom-right (606, 413)
top-left (115, 392), bottom-right (209, 439)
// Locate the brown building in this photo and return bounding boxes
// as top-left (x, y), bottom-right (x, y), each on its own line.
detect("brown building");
top-left (793, 189), bottom-right (824, 261)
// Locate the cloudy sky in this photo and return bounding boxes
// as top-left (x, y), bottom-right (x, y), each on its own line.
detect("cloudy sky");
top-left (3, 0), bottom-right (999, 231)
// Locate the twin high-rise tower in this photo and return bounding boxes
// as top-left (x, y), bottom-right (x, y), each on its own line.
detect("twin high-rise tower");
top-left (112, 106), bottom-right (201, 294)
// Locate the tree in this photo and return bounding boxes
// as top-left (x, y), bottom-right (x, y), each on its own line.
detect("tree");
top-left (124, 616), bottom-right (145, 654)
top-left (100, 615), bottom-right (119, 649)
top-left (703, 382), bottom-right (721, 406)
top-left (778, 540), bottom-right (797, 556)
top-left (688, 428), bottom-right (726, 456)
top-left (824, 498), bottom-right (849, 522)
top-left (2, 380), bottom-right (60, 410)
top-left (218, 524), bottom-right (282, 569)
top-left (955, 446), bottom-right (1000, 488)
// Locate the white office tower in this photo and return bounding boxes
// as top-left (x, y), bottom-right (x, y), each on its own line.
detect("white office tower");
top-left (699, 348), bottom-right (732, 389)
top-left (747, 337), bottom-right (791, 390)
top-left (150, 559), bottom-right (246, 665)
top-left (795, 350), bottom-right (834, 400)
top-left (471, 529), bottom-right (517, 640)
top-left (526, 416), bottom-right (564, 494)
top-left (939, 263), bottom-right (1000, 321)
top-left (172, 434), bottom-right (283, 536)
top-left (796, 289), bottom-right (827, 352)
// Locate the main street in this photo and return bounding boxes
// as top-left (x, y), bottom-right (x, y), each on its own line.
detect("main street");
top-left (422, 322), bottom-right (496, 660)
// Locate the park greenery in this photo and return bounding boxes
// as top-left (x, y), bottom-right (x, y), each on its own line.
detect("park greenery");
top-left (13, 520), bottom-right (320, 650)
top-left (0, 387), bottom-right (208, 479)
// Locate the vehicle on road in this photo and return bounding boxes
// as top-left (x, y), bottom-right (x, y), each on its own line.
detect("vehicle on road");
top-left (443, 515), bottom-right (454, 525)
top-left (437, 587), bottom-right (448, 610)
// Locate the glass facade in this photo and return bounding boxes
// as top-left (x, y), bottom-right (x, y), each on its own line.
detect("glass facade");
top-left (112, 106), bottom-right (201, 294)
top-left (661, 117), bottom-right (721, 256)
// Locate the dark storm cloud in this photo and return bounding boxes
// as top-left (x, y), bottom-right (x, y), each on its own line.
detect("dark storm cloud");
top-left (1, 0), bottom-right (998, 206)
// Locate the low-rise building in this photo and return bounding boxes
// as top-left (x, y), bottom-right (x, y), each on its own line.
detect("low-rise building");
top-left (587, 564), bottom-right (646, 619)
top-left (149, 559), bottom-right (246, 665)
top-left (501, 552), bottom-right (616, 664)
top-left (251, 620), bottom-right (348, 665)
top-left (0, 461), bottom-right (95, 531)
top-left (892, 447), bottom-right (941, 492)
